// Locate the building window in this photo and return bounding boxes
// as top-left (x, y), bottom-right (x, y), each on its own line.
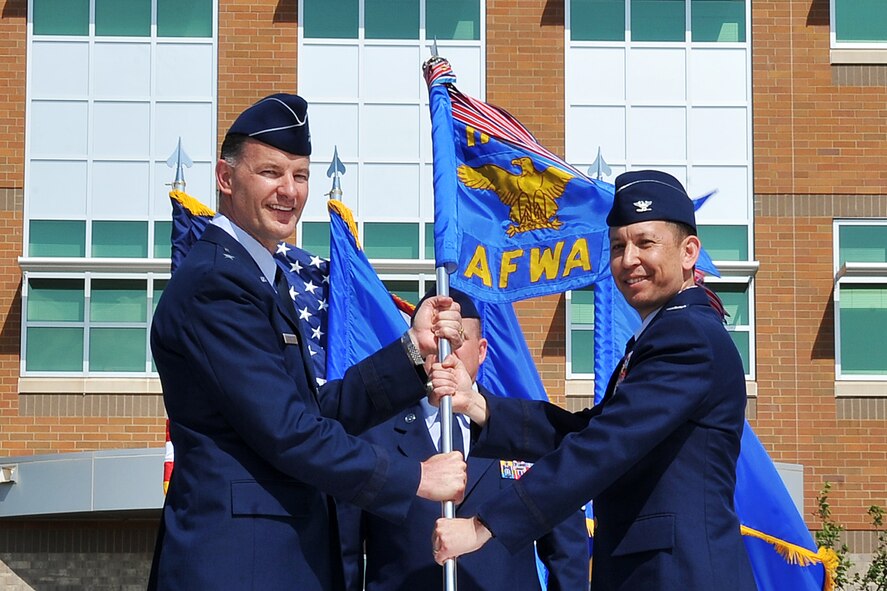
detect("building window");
top-left (835, 221), bottom-right (887, 379)
top-left (566, 0), bottom-right (755, 382)
top-left (24, 275), bottom-right (166, 374)
top-left (698, 224), bottom-right (754, 378)
top-left (297, 0), bottom-right (484, 285)
top-left (22, 0), bottom-right (217, 377)
top-left (570, 0), bottom-right (745, 43)
top-left (832, 0), bottom-right (887, 45)
top-left (566, 287), bottom-right (595, 378)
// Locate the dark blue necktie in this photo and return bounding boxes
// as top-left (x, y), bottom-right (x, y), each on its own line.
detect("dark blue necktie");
top-left (452, 418), bottom-right (465, 456)
top-left (441, 415), bottom-right (465, 456)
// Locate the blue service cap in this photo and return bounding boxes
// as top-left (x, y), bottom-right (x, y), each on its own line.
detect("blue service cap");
top-left (226, 93), bottom-right (311, 156)
top-left (413, 287), bottom-right (480, 324)
top-left (606, 170), bottom-right (696, 233)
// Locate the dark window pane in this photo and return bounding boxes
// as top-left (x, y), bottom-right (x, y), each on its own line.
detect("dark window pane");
top-left (92, 221), bottom-right (148, 258)
top-left (29, 220), bottom-right (86, 257)
top-left (304, 0), bottom-right (358, 39)
top-left (95, 0), bottom-right (151, 37)
top-left (426, 0), bottom-right (480, 40)
top-left (425, 222), bottom-right (435, 260)
top-left (571, 0), bottom-right (625, 41)
top-left (691, 0), bottom-right (745, 42)
top-left (727, 330), bottom-right (750, 375)
top-left (697, 225), bottom-right (748, 261)
top-left (90, 327), bottom-right (147, 372)
top-left (364, 223), bottom-right (419, 259)
top-left (27, 278), bottom-right (85, 322)
top-left (839, 225), bottom-right (887, 265)
top-left (366, 0), bottom-right (418, 39)
top-left (709, 283), bottom-right (748, 326)
top-left (154, 221), bottom-right (172, 259)
top-left (631, 0), bottom-right (685, 42)
top-left (91, 279), bottom-right (147, 322)
top-left (840, 285), bottom-right (887, 375)
top-left (27, 327), bottom-right (84, 371)
top-left (382, 280), bottom-right (419, 305)
top-left (158, 0), bottom-right (213, 37)
top-left (301, 222), bottom-right (330, 259)
top-left (835, 0), bottom-right (887, 43)
top-left (571, 329), bottom-right (595, 373)
top-left (33, 0), bottom-right (89, 36)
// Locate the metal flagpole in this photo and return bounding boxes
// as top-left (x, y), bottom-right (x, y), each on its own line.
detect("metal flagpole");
top-left (435, 266), bottom-right (457, 591)
top-left (424, 39), bottom-right (459, 591)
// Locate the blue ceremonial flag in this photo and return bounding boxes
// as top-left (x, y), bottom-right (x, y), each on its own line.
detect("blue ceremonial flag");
top-left (423, 58), bottom-right (614, 303)
top-left (736, 425), bottom-right (832, 591)
top-left (325, 200), bottom-right (409, 380)
top-left (475, 300), bottom-right (547, 402)
top-left (169, 190), bottom-right (214, 272)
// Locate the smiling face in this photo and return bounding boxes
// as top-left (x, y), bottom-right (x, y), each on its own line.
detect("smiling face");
top-left (608, 220), bottom-right (700, 319)
top-left (215, 138), bottom-right (310, 252)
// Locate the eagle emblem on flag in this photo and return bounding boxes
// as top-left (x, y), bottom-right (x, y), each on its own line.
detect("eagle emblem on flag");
top-left (457, 157), bottom-right (574, 236)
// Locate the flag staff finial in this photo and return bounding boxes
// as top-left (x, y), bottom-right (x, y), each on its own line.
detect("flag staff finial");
top-left (326, 146), bottom-right (346, 200)
top-left (166, 137), bottom-right (193, 192)
top-left (589, 146), bottom-right (611, 181)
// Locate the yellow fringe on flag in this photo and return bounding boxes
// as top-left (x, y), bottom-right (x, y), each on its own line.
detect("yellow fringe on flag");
top-left (740, 525), bottom-right (838, 591)
top-left (328, 199), bottom-right (362, 250)
top-left (170, 189), bottom-right (216, 217)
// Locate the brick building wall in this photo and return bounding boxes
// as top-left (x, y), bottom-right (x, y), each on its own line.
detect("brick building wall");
top-left (752, 0), bottom-right (887, 537)
top-left (2, 1), bottom-right (887, 587)
top-left (0, 1), bottom-right (26, 456)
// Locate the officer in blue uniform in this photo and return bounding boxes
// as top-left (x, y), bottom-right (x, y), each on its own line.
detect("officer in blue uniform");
top-left (337, 289), bottom-right (590, 591)
top-left (430, 170), bottom-right (757, 591)
top-left (148, 94), bottom-right (467, 591)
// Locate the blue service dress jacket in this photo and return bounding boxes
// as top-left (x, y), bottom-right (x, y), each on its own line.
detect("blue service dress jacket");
top-left (148, 224), bottom-right (429, 591)
top-left (471, 287), bottom-right (757, 591)
top-left (337, 386), bottom-right (590, 591)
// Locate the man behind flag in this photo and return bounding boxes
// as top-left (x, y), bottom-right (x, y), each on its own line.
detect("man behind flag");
top-left (336, 288), bottom-right (589, 591)
top-left (148, 93), bottom-right (467, 591)
top-left (430, 170), bottom-right (756, 590)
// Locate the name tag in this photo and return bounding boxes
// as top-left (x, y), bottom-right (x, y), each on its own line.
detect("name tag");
top-left (500, 460), bottom-right (533, 480)
top-left (282, 333), bottom-right (300, 345)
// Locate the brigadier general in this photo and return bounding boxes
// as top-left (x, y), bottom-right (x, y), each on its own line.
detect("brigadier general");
top-left (430, 170), bottom-right (757, 591)
top-left (148, 93), bottom-right (467, 591)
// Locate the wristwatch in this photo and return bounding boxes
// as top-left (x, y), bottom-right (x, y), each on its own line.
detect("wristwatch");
top-left (400, 332), bottom-right (424, 367)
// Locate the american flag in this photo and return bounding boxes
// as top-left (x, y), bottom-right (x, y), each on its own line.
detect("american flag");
top-left (273, 241), bottom-right (330, 385)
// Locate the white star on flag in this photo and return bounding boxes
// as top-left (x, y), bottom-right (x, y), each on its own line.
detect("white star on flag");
top-left (304, 280), bottom-right (319, 294)
top-left (290, 260), bottom-right (303, 273)
top-left (298, 306), bottom-right (312, 321)
top-left (317, 298), bottom-right (328, 312)
top-left (276, 242), bottom-right (290, 256)
top-left (311, 325), bottom-right (324, 340)
top-left (309, 255), bottom-right (324, 268)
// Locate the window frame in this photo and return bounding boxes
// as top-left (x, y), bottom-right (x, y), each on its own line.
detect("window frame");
top-left (20, 267), bottom-right (170, 377)
top-left (565, 287), bottom-right (595, 380)
top-left (828, 0), bottom-right (887, 64)
top-left (833, 219), bottom-right (887, 383)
